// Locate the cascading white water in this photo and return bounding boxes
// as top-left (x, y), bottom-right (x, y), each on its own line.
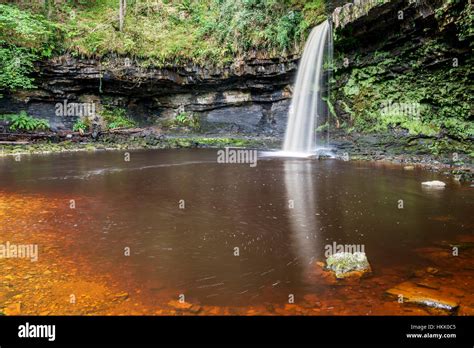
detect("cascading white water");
top-left (283, 20), bottom-right (329, 155)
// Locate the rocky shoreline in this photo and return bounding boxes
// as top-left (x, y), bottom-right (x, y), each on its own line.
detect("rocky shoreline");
top-left (1, 129), bottom-right (472, 183)
top-left (330, 130), bottom-right (474, 182)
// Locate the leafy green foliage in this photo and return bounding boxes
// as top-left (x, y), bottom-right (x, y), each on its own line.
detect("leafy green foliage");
top-left (0, 44), bottom-right (37, 92)
top-left (0, 111), bottom-right (50, 132)
top-left (202, 0), bottom-right (307, 56)
top-left (0, 4), bottom-right (57, 52)
top-left (101, 106), bottom-right (135, 130)
top-left (72, 119), bottom-right (90, 132)
top-left (457, 3), bottom-right (473, 43)
top-left (159, 111), bottom-right (201, 131)
top-left (6, 0), bottom-right (327, 66)
top-left (333, 26), bottom-right (473, 141)
top-left (174, 111), bottom-right (200, 130)
top-left (0, 4), bottom-right (59, 94)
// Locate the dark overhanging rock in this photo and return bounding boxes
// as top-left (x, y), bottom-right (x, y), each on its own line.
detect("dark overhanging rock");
top-left (0, 54), bottom-right (298, 133)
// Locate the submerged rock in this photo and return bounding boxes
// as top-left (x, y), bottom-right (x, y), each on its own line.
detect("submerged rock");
top-left (113, 292), bottom-right (129, 301)
top-left (386, 281), bottom-right (459, 314)
top-left (168, 300), bottom-right (193, 311)
top-left (421, 180), bottom-right (446, 188)
top-left (325, 252), bottom-right (371, 279)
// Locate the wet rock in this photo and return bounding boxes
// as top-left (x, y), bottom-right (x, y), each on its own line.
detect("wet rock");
top-left (386, 282), bottom-right (459, 314)
top-left (413, 267), bottom-right (454, 279)
top-left (325, 252), bottom-right (371, 279)
top-left (331, 0), bottom-right (473, 164)
top-left (168, 300), bottom-right (193, 311)
top-left (189, 304), bottom-right (202, 314)
top-left (415, 281), bottom-right (440, 290)
top-left (113, 292), bottom-right (129, 301)
top-left (333, 0), bottom-right (388, 29)
top-left (421, 180), bottom-right (446, 188)
top-left (1, 54), bottom-right (297, 134)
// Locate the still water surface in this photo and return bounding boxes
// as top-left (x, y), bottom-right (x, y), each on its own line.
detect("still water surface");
top-left (0, 149), bottom-right (472, 309)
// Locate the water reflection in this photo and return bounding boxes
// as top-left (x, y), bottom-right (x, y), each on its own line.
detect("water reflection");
top-left (1, 149), bottom-right (472, 309)
top-left (284, 160), bottom-right (320, 280)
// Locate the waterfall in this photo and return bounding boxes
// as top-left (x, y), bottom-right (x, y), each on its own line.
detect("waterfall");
top-left (283, 20), bottom-right (330, 155)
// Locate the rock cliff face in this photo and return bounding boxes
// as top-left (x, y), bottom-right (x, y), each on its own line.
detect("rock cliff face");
top-left (1, 0), bottom-right (471, 143)
top-left (0, 54), bottom-right (298, 134)
top-left (331, 0), bottom-right (473, 144)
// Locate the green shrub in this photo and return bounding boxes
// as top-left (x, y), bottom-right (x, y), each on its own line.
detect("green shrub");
top-left (175, 112), bottom-right (200, 130)
top-left (0, 4), bottom-right (59, 94)
top-left (5, 0), bottom-right (327, 66)
top-left (1, 111), bottom-right (50, 132)
top-left (0, 44), bottom-right (36, 93)
top-left (101, 106), bottom-right (135, 130)
top-left (72, 119), bottom-right (90, 132)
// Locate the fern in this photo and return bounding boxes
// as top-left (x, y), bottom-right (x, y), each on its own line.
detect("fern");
top-left (2, 111), bottom-right (50, 132)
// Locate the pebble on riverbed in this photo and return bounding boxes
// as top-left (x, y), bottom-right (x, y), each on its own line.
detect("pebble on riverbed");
top-left (325, 252), bottom-right (372, 279)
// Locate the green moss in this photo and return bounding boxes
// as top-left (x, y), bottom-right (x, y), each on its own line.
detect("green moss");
top-left (334, 29), bottom-right (473, 141)
top-left (332, 0), bottom-right (473, 146)
top-left (166, 136), bottom-right (262, 148)
top-left (0, 135), bottom-right (267, 157)
top-left (326, 252), bottom-right (370, 279)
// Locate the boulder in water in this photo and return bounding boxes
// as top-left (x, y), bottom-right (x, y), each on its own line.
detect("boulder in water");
top-left (325, 252), bottom-right (371, 279)
top-left (421, 180), bottom-right (446, 187)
